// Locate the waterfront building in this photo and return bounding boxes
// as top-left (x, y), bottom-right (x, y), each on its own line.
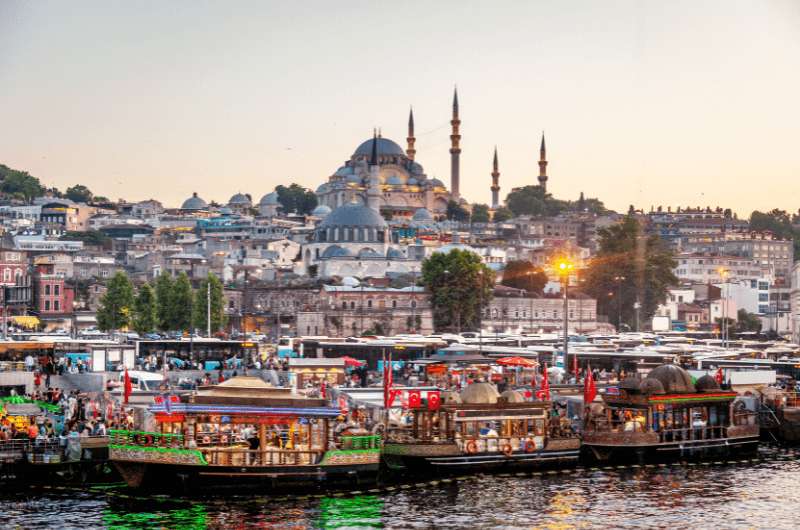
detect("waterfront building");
top-left (482, 285), bottom-right (598, 333)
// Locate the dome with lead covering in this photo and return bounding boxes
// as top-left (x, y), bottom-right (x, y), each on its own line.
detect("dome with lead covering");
top-left (459, 382), bottom-right (500, 404)
top-left (357, 248), bottom-right (381, 259)
top-left (259, 192), bottom-right (279, 206)
top-left (645, 364), bottom-right (695, 394)
top-left (229, 193), bottom-right (251, 206)
top-left (353, 137), bottom-right (405, 158)
top-left (181, 192), bottom-right (207, 210)
top-left (320, 202), bottom-right (387, 229)
top-left (312, 204), bottom-right (332, 217)
top-left (321, 245), bottom-right (353, 258)
top-left (412, 208), bottom-right (434, 222)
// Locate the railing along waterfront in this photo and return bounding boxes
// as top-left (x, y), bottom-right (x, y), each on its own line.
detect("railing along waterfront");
top-left (109, 429), bottom-right (183, 448)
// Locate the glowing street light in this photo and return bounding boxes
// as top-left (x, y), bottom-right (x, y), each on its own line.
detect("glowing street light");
top-left (555, 258), bottom-right (573, 374)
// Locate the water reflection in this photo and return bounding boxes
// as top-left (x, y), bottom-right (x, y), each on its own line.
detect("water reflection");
top-left (2, 460), bottom-right (799, 529)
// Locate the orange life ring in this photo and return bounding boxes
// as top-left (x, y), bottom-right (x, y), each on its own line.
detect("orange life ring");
top-left (202, 435), bottom-right (211, 445)
top-left (465, 440), bottom-right (478, 454)
top-left (501, 443), bottom-right (514, 457)
top-left (525, 438), bottom-right (537, 453)
top-left (220, 434), bottom-right (229, 444)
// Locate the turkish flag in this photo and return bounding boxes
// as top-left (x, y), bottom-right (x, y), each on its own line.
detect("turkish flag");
top-left (715, 368), bottom-right (724, 385)
top-left (583, 364), bottom-right (597, 405)
top-left (123, 368), bottom-right (132, 404)
top-left (427, 391), bottom-right (441, 411)
top-left (408, 390), bottom-right (421, 409)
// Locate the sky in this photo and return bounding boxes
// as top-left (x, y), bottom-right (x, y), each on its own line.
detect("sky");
top-left (2, 0), bottom-right (800, 215)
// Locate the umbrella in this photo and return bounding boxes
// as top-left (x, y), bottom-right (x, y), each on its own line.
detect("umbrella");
top-left (341, 356), bottom-right (365, 367)
top-left (495, 356), bottom-right (538, 368)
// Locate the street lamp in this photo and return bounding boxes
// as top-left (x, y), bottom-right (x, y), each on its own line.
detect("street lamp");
top-left (718, 268), bottom-right (729, 347)
top-left (478, 268), bottom-right (484, 354)
top-left (556, 259), bottom-right (573, 371)
top-left (613, 275), bottom-right (626, 331)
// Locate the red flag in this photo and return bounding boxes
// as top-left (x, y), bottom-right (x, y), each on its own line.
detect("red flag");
top-left (573, 355), bottom-right (579, 380)
top-left (320, 379), bottom-right (327, 399)
top-left (715, 367), bottom-right (724, 385)
top-left (536, 363), bottom-right (550, 400)
top-left (123, 368), bottom-right (132, 404)
top-left (584, 363), bottom-right (597, 405)
top-left (427, 391), bottom-right (441, 411)
top-left (383, 356), bottom-right (393, 408)
top-left (408, 390), bottom-right (421, 409)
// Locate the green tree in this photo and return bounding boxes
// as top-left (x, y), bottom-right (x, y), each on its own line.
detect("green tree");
top-left (96, 271), bottom-right (135, 331)
top-left (583, 215), bottom-right (677, 330)
top-left (192, 273), bottom-right (227, 335)
top-left (493, 207), bottom-right (513, 222)
top-left (505, 185), bottom-right (568, 217)
top-left (60, 230), bottom-right (110, 247)
top-left (501, 260), bottom-right (548, 294)
top-left (735, 309), bottom-right (762, 333)
top-left (275, 184), bottom-right (317, 215)
top-left (65, 184), bottom-right (93, 203)
top-left (132, 282), bottom-right (157, 334)
top-left (154, 273), bottom-right (175, 331)
top-left (446, 200), bottom-right (470, 222)
top-left (421, 249), bottom-right (495, 332)
top-left (0, 164), bottom-right (45, 202)
top-left (471, 204), bottom-right (490, 223)
top-left (750, 209), bottom-right (799, 258)
top-left (170, 272), bottom-right (195, 332)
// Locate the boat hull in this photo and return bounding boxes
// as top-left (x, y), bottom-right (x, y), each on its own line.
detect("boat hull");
top-left (382, 438), bottom-right (581, 477)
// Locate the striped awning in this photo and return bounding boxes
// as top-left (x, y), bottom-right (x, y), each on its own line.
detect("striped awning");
top-left (149, 403), bottom-right (342, 418)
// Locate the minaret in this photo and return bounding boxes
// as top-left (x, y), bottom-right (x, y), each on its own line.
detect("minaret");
top-left (406, 107), bottom-right (416, 161)
top-left (449, 87), bottom-right (461, 200)
top-left (367, 130), bottom-right (381, 213)
top-left (538, 132), bottom-right (548, 191)
top-left (490, 147), bottom-right (500, 209)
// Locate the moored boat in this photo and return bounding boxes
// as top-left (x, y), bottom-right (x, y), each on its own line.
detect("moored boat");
top-left (382, 383), bottom-right (580, 475)
top-left (582, 364), bottom-right (760, 463)
top-left (110, 376), bottom-right (381, 490)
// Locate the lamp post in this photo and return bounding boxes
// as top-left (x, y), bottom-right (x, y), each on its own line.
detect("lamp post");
top-left (557, 259), bottom-right (574, 370)
top-left (526, 270), bottom-right (534, 334)
top-left (410, 266), bottom-right (417, 333)
top-left (718, 268), bottom-right (729, 347)
top-left (478, 268), bottom-right (484, 354)
top-left (613, 275), bottom-right (626, 331)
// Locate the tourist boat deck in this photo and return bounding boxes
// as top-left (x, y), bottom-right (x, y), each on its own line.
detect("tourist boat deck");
top-left (582, 364), bottom-right (760, 463)
top-left (382, 383), bottom-right (580, 475)
top-left (109, 376), bottom-right (381, 490)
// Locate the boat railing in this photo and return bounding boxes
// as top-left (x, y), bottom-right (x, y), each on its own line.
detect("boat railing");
top-left (455, 435), bottom-right (542, 454)
top-left (109, 429), bottom-right (184, 449)
top-left (339, 434), bottom-right (381, 450)
top-left (200, 447), bottom-right (325, 467)
top-left (657, 425), bottom-right (728, 443)
top-left (770, 392), bottom-right (800, 409)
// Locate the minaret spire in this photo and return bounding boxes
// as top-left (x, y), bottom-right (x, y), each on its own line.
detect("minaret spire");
top-left (370, 129), bottom-right (378, 166)
top-left (538, 131), bottom-right (548, 192)
top-left (367, 130), bottom-right (381, 212)
top-left (490, 146), bottom-right (500, 209)
top-left (406, 107), bottom-right (416, 161)
top-left (449, 87), bottom-right (461, 200)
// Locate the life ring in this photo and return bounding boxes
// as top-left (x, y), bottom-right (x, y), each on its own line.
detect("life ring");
top-left (220, 434), bottom-right (229, 444)
top-left (501, 443), bottom-right (514, 457)
top-left (525, 438), bottom-right (537, 453)
top-left (202, 435), bottom-right (211, 445)
top-left (143, 434), bottom-right (154, 446)
top-left (465, 440), bottom-right (478, 454)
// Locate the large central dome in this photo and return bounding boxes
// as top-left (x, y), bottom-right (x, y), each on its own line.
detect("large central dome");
top-left (353, 137), bottom-right (405, 158)
top-left (320, 202), bottom-right (387, 229)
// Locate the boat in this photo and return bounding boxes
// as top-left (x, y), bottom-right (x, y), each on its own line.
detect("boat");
top-left (109, 376), bottom-right (381, 490)
top-left (381, 383), bottom-right (581, 475)
top-left (582, 364), bottom-right (760, 463)
top-left (760, 389), bottom-right (800, 442)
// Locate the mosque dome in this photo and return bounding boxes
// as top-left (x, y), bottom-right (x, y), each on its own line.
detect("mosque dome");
top-left (218, 207), bottom-right (234, 216)
top-left (407, 177), bottom-right (419, 186)
top-left (429, 178), bottom-right (445, 188)
top-left (316, 183), bottom-right (329, 194)
top-left (320, 202), bottom-right (387, 229)
top-left (387, 174), bottom-right (403, 186)
top-left (346, 173), bottom-right (362, 184)
top-left (334, 166), bottom-right (354, 178)
top-left (695, 374), bottom-right (722, 392)
top-left (259, 192), bottom-right (279, 206)
top-left (181, 192), bottom-right (208, 210)
top-left (228, 193), bottom-right (251, 206)
top-left (460, 382), bottom-right (500, 404)
top-left (357, 248), bottom-right (381, 259)
top-left (311, 204), bottom-right (332, 217)
top-left (321, 245), bottom-right (353, 259)
top-left (353, 137), bottom-right (405, 158)
top-left (386, 248), bottom-right (404, 259)
top-left (412, 208), bottom-right (434, 222)
top-left (410, 162), bottom-right (424, 175)
top-left (342, 276), bottom-right (360, 287)
top-left (644, 364), bottom-right (696, 394)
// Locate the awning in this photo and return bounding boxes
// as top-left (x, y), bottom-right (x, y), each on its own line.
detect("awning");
top-left (11, 316), bottom-right (39, 328)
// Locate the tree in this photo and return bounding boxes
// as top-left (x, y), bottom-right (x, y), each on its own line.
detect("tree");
top-left (735, 309), bottom-right (762, 333)
top-left (132, 282), bottom-right (157, 334)
top-left (275, 184), bottom-right (317, 215)
top-left (750, 209), bottom-right (800, 258)
top-left (60, 230), bottom-right (110, 247)
top-left (192, 272), bottom-right (227, 335)
top-left (64, 184), bottom-right (93, 203)
top-left (583, 215), bottom-right (678, 330)
top-left (0, 164), bottom-right (45, 202)
top-left (505, 185), bottom-right (567, 217)
top-left (493, 207), bottom-right (513, 222)
top-left (501, 260), bottom-right (548, 294)
top-left (170, 272), bottom-right (194, 332)
top-left (471, 204), bottom-right (490, 223)
top-left (154, 273), bottom-right (174, 331)
top-left (446, 200), bottom-right (470, 222)
top-left (421, 249), bottom-right (495, 332)
top-left (96, 272), bottom-right (135, 331)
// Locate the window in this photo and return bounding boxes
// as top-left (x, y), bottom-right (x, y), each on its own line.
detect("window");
top-left (54, 301), bottom-right (60, 311)
top-left (350, 302), bottom-right (355, 309)
top-left (54, 285), bottom-right (60, 296)
top-left (392, 300), bottom-right (397, 308)
top-left (342, 301), bottom-right (347, 309)
top-left (45, 285), bottom-right (50, 295)
top-left (367, 300), bottom-right (372, 308)
top-left (44, 300), bottom-right (50, 311)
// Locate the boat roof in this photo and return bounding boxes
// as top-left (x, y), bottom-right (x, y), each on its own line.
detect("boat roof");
top-left (149, 403), bottom-right (341, 418)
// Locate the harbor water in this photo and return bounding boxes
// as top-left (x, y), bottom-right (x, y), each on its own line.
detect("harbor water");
top-left (1, 452), bottom-right (798, 529)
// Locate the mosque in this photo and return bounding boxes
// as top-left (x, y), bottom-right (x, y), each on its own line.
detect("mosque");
top-left (315, 89), bottom-right (465, 219)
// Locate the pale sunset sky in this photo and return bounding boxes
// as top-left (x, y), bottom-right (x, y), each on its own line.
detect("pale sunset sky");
top-left (1, 1), bottom-right (799, 214)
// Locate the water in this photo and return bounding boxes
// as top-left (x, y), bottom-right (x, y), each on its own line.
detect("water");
top-left (2, 457), bottom-right (798, 529)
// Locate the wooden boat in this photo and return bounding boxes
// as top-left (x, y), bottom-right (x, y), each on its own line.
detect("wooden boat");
top-left (110, 377), bottom-right (381, 490)
top-left (382, 383), bottom-right (580, 475)
top-left (582, 364), bottom-right (760, 463)
top-left (760, 390), bottom-right (800, 442)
